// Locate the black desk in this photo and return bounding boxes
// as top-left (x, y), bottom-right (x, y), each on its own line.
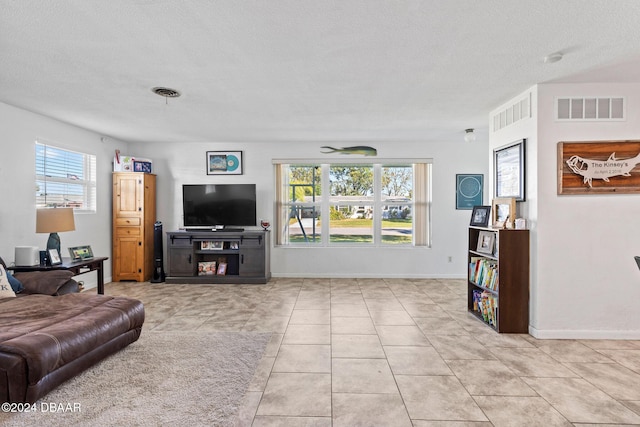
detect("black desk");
top-left (9, 257), bottom-right (109, 294)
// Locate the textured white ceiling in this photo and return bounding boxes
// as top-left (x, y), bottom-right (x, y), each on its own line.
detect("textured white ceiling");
top-left (1, 0), bottom-right (640, 143)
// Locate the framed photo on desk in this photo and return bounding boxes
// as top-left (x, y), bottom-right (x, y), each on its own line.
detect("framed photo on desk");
top-left (48, 248), bottom-right (62, 265)
top-left (69, 245), bottom-right (94, 261)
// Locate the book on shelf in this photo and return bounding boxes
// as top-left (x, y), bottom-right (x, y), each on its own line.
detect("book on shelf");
top-left (472, 289), bottom-right (498, 326)
top-left (469, 257), bottom-right (499, 291)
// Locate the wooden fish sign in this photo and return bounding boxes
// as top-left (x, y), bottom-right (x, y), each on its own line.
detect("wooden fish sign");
top-left (558, 141), bottom-right (640, 194)
top-left (566, 152), bottom-right (640, 187)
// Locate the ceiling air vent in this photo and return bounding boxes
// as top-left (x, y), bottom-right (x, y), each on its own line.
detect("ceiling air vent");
top-left (151, 87), bottom-right (181, 98)
top-left (556, 97), bottom-right (624, 121)
top-left (492, 92), bottom-right (531, 133)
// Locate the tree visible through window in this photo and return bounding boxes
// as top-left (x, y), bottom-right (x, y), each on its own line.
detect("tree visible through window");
top-left (35, 142), bottom-right (97, 212)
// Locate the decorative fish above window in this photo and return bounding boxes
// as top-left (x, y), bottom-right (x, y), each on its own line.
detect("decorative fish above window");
top-left (320, 146), bottom-right (377, 156)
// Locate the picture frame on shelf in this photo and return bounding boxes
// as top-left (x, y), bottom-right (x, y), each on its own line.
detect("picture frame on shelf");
top-left (48, 248), bottom-right (62, 265)
top-left (492, 197), bottom-right (516, 229)
top-left (230, 241), bottom-right (239, 250)
top-left (495, 139), bottom-right (526, 201)
top-left (469, 205), bottom-right (491, 227)
top-left (455, 174), bottom-right (484, 210)
top-left (206, 151), bottom-right (243, 175)
top-left (68, 245), bottom-right (93, 261)
top-left (198, 261), bottom-right (216, 276)
top-left (217, 262), bottom-right (227, 275)
top-left (211, 241), bottom-right (224, 250)
top-left (476, 230), bottom-right (496, 255)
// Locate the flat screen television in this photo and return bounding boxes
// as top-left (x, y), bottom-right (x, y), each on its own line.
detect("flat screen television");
top-left (182, 184), bottom-right (256, 228)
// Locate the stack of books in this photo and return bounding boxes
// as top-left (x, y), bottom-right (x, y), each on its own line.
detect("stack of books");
top-left (469, 257), bottom-right (499, 291)
top-left (472, 289), bottom-right (498, 326)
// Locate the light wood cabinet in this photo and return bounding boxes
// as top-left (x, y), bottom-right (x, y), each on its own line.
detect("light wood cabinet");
top-left (112, 173), bottom-right (156, 281)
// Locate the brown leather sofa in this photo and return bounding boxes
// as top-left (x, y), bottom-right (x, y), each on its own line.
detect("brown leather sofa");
top-left (0, 259), bottom-right (144, 403)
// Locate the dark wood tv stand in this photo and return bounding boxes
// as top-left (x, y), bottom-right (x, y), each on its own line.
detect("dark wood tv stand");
top-left (165, 230), bottom-right (271, 284)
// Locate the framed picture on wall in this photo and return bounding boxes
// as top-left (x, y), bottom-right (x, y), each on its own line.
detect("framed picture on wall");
top-left (455, 174), bottom-right (483, 210)
top-left (495, 139), bottom-right (526, 201)
top-left (206, 151), bottom-right (243, 175)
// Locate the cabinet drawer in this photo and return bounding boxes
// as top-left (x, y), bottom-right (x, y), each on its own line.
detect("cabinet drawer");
top-left (116, 227), bottom-right (141, 237)
top-left (116, 217), bottom-right (141, 226)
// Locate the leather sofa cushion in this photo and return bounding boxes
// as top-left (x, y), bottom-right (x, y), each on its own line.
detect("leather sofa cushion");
top-left (0, 293), bottom-right (144, 386)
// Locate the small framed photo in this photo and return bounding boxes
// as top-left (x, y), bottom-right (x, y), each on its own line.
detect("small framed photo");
top-left (230, 241), bottom-right (239, 250)
top-left (206, 151), bottom-right (243, 175)
top-left (476, 231), bottom-right (496, 255)
top-left (217, 262), bottom-right (227, 276)
top-left (211, 241), bottom-right (224, 250)
top-left (198, 261), bottom-right (217, 276)
top-left (492, 197), bottom-right (516, 229)
top-left (68, 245), bottom-right (94, 261)
top-left (48, 248), bottom-right (62, 265)
top-left (469, 205), bottom-right (491, 227)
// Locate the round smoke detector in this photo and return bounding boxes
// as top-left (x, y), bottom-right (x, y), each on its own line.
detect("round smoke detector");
top-left (151, 87), bottom-right (181, 98)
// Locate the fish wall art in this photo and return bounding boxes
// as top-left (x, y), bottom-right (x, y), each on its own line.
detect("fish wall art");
top-left (558, 140), bottom-right (640, 195)
top-left (320, 146), bottom-right (377, 156)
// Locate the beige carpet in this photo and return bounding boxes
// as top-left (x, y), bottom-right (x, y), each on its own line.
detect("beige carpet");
top-left (0, 331), bottom-right (271, 427)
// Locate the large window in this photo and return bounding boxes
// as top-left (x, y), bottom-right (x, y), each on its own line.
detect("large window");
top-left (275, 160), bottom-right (430, 247)
top-left (35, 141), bottom-right (97, 212)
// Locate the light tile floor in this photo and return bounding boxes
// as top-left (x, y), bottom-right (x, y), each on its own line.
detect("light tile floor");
top-left (104, 278), bottom-right (640, 426)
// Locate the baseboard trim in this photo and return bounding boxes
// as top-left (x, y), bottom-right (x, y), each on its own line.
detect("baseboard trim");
top-left (270, 273), bottom-right (466, 279)
top-left (529, 325), bottom-right (640, 340)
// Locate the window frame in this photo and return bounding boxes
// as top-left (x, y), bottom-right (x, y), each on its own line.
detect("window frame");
top-left (35, 141), bottom-right (97, 213)
top-left (274, 158), bottom-right (431, 248)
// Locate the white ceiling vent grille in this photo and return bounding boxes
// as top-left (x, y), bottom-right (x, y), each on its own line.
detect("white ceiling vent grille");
top-left (492, 93), bottom-right (531, 132)
top-left (556, 97), bottom-right (625, 121)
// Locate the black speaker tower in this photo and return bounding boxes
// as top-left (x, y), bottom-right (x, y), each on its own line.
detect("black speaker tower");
top-left (151, 221), bottom-right (166, 283)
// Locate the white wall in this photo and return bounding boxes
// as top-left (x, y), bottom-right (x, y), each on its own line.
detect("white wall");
top-left (0, 99), bottom-right (489, 283)
top-left (491, 84), bottom-right (640, 339)
top-left (134, 138), bottom-right (489, 278)
top-left (0, 102), bottom-right (129, 289)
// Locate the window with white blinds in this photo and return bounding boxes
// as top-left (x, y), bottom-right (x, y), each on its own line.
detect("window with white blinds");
top-left (35, 141), bottom-right (97, 212)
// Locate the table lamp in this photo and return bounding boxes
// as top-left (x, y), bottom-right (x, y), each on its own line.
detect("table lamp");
top-left (36, 208), bottom-right (76, 253)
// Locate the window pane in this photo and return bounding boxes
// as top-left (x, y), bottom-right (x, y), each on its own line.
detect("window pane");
top-left (281, 204), bottom-right (322, 244)
top-left (382, 166), bottom-right (412, 198)
top-left (382, 166), bottom-right (413, 244)
top-left (381, 204), bottom-right (413, 244)
top-left (287, 165), bottom-right (321, 203)
top-left (329, 165), bottom-right (373, 199)
top-left (329, 205), bottom-right (373, 243)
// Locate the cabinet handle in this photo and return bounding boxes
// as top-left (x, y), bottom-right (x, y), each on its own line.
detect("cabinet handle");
top-left (188, 254), bottom-right (192, 264)
top-left (241, 254), bottom-right (244, 264)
